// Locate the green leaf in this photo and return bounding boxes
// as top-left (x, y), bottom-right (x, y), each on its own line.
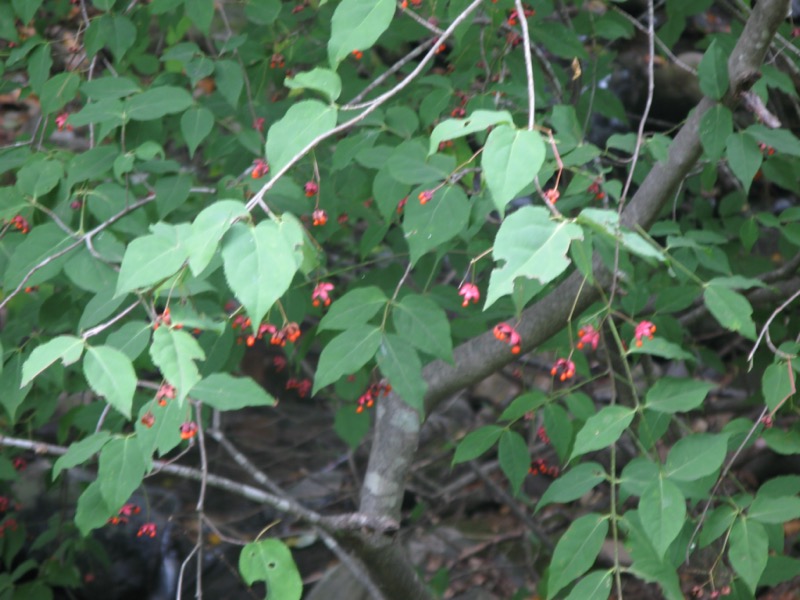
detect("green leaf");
top-left (428, 110), bottom-right (514, 154)
top-left (376, 334), bottom-right (427, 413)
top-left (536, 462), bottom-right (607, 512)
top-left (328, 0), bottom-right (395, 66)
top-left (81, 76), bottom-right (141, 100)
top-left (498, 430), bottom-right (530, 495)
top-left (570, 405), bottom-right (635, 461)
top-left (16, 158), bottom-right (63, 198)
top-left (239, 539), bottom-right (302, 600)
top-left (544, 403), bottom-right (573, 465)
top-left (27, 44), bottom-right (52, 95)
top-left (639, 477), bottom-right (686, 557)
top-left (181, 107), bottom-right (214, 159)
top-left (622, 511), bottom-right (684, 600)
top-left (136, 397), bottom-right (184, 457)
top-left (12, 0), bottom-right (43, 23)
top-left (5, 223), bottom-right (74, 290)
top-left (699, 105), bottom-right (733, 161)
top-left (452, 425), bottom-right (503, 464)
top-left (318, 286), bottom-right (387, 331)
top-left (66, 145), bottom-right (118, 191)
top-left (334, 406), bottom-right (370, 449)
top-left (729, 517), bottom-right (768, 593)
top-left (482, 126), bottom-right (546, 213)
top-left (628, 337), bottom-right (693, 361)
top-left (547, 513), bottom-right (609, 599)
top-left (221, 221), bottom-right (299, 327)
top-left (149, 327), bottom-right (206, 403)
top-left (500, 390), bottom-right (548, 422)
top-left (21, 335), bottom-right (84, 387)
top-left (0, 354), bottom-right (32, 423)
top-left (697, 40), bottom-right (729, 100)
top-left (761, 555), bottom-right (800, 587)
top-left (41, 73), bottom-right (81, 115)
top-left (665, 433), bottom-right (729, 481)
top-left (75, 481), bottom-right (115, 536)
top-left (69, 98), bottom-right (127, 128)
top-left (215, 60), bottom-right (244, 107)
top-left (116, 229), bottom-right (189, 296)
top-left (747, 124), bottom-right (800, 157)
top-left (78, 287), bottom-right (127, 332)
top-left (644, 377), bottom-right (714, 413)
top-left (725, 132), bottom-right (762, 193)
top-left (285, 68), bottom-right (342, 102)
top-left (762, 427), bottom-right (800, 455)
top-left (266, 100), bottom-right (337, 176)
top-left (98, 436), bottom-right (148, 512)
top-left (762, 362), bottom-right (795, 414)
top-left (102, 14), bottom-right (137, 62)
top-left (564, 570), bottom-right (613, 600)
top-left (83, 345), bottom-right (137, 419)
top-left (52, 432), bottom-right (111, 480)
top-left (190, 373), bottom-right (276, 410)
top-left (748, 494), bottom-right (800, 524)
top-left (186, 200), bottom-right (248, 276)
top-left (402, 185), bottom-right (470, 265)
top-left (699, 505), bottom-right (736, 548)
top-left (154, 174), bottom-right (192, 219)
top-left (392, 294), bottom-right (453, 362)
top-left (485, 206), bottom-right (583, 308)
top-left (703, 283), bottom-right (756, 339)
top-left (92, 0), bottom-right (118, 11)
top-left (186, 0), bottom-right (214, 32)
top-left (388, 140), bottom-right (453, 184)
top-left (313, 325), bottom-right (382, 393)
top-left (125, 86), bottom-right (194, 121)
top-left (244, 0), bottom-right (282, 24)
top-left (106, 321), bottom-right (151, 361)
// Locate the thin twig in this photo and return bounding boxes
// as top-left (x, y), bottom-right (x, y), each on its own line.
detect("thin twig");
top-left (514, 0), bottom-right (536, 129)
top-left (345, 38), bottom-right (437, 107)
top-left (398, 3), bottom-right (444, 35)
top-left (81, 300), bottom-right (141, 339)
top-left (747, 286), bottom-right (800, 365)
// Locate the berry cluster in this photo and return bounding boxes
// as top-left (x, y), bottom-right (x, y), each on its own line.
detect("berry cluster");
top-left (356, 381), bottom-right (392, 413)
top-left (634, 320), bottom-right (656, 347)
top-left (588, 180), bottom-right (605, 201)
top-left (55, 112), bottom-right (73, 132)
top-left (576, 325), bottom-right (599, 351)
top-left (251, 159), bottom-right (269, 179)
top-left (507, 4), bottom-right (535, 26)
top-left (418, 189), bottom-right (433, 205)
top-left (7, 215), bottom-right (30, 234)
top-left (156, 383), bottom-right (175, 406)
top-left (458, 283), bottom-right (480, 307)
top-left (493, 323), bottom-right (522, 354)
top-left (179, 422), bottom-right (198, 440)
top-left (286, 378), bottom-right (312, 398)
top-left (312, 282), bottom-right (334, 307)
top-left (537, 426), bottom-right (550, 445)
top-left (551, 358), bottom-right (576, 382)
top-left (312, 208), bottom-right (327, 226)
top-left (529, 458), bottom-right (559, 478)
